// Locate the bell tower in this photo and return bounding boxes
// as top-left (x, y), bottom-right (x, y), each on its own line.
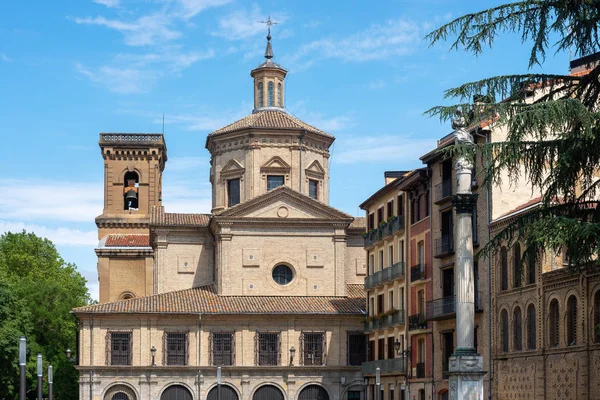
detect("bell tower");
top-left (95, 133), bottom-right (167, 303)
top-left (251, 24), bottom-right (287, 112)
top-left (96, 133), bottom-right (167, 237)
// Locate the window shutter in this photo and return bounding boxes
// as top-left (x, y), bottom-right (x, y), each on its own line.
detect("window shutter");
top-left (277, 333), bottom-right (282, 366)
top-left (162, 332), bottom-right (167, 366)
top-left (105, 331), bottom-right (111, 366)
top-left (254, 332), bottom-right (259, 366)
top-left (299, 332), bottom-right (304, 366)
top-left (322, 331), bottom-right (327, 366)
top-left (128, 333), bottom-right (133, 366)
top-left (232, 331), bottom-right (236, 366)
top-left (185, 332), bottom-right (189, 366)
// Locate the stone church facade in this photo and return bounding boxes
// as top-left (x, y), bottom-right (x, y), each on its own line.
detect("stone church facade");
top-left (74, 35), bottom-right (368, 400)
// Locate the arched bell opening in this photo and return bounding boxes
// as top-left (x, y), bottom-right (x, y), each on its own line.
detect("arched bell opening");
top-left (124, 171), bottom-right (139, 210)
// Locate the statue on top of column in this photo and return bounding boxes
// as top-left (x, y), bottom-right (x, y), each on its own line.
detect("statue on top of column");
top-left (452, 109), bottom-right (475, 172)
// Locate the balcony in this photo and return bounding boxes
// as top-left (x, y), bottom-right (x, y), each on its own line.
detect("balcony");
top-left (362, 357), bottom-right (408, 375)
top-left (408, 313), bottom-right (427, 331)
top-left (364, 262), bottom-right (405, 290)
top-left (410, 264), bottom-right (426, 282)
top-left (364, 309), bottom-right (406, 331)
top-left (434, 234), bottom-right (454, 258)
top-left (425, 292), bottom-right (484, 321)
top-left (434, 180), bottom-right (452, 203)
top-left (416, 362), bottom-right (426, 378)
top-left (363, 216), bottom-right (405, 247)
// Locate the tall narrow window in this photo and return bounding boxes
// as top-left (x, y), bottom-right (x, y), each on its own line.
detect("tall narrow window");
top-left (513, 307), bottom-right (522, 351)
top-left (267, 175), bottom-right (284, 190)
top-left (211, 332), bottom-right (234, 366)
top-left (227, 178), bottom-right (240, 207)
top-left (424, 191), bottom-right (429, 217)
top-left (166, 332), bottom-right (188, 365)
top-left (123, 171), bottom-right (139, 210)
top-left (388, 245), bottom-right (394, 267)
top-left (549, 299), bottom-right (559, 347)
top-left (268, 81), bottom-right (274, 106)
top-left (377, 338), bottom-right (385, 360)
top-left (527, 250), bottom-right (536, 285)
top-left (108, 331), bottom-right (132, 365)
top-left (398, 240), bottom-right (404, 263)
top-left (527, 304), bottom-right (536, 350)
top-left (257, 332), bottom-right (280, 366)
top-left (595, 291), bottom-right (600, 344)
top-left (501, 247), bottom-right (508, 291)
top-left (398, 287), bottom-right (405, 312)
top-left (301, 332), bottom-right (325, 365)
top-left (442, 332), bottom-right (453, 378)
top-left (258, 82), bottom-right (264, 107)
top-left (379, 250), bottom-right (384, 272)
top-left (369, 254), bottom-right (374, 275)
top-left (513, 243), bottom-right (522, 288)
top-left (387, 200), bottom-right (394, 219)
top-left (377, 207), bottom-right (384, 225)
top-left (277, 82), bottom-right (282, 107)
top-left (368, 213), bottom-right (375, 230)
top-left (387, 336), bottom-right (395, 359)
top-left (347, 333), bottom-right (366, 366)
top-left (567, 296), bottom-right (577, 346)
top-left (309, 179), bottom-right (318, 200)
top-left (500, 309), bottom-right (508, 353)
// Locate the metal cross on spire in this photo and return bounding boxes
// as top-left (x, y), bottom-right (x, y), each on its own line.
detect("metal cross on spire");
top-left (258, 15), bottom-right (278, 37)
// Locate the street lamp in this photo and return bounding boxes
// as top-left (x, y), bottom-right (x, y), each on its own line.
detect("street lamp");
top-left (289, 346), bottom-right (296, 366)
top-left (37, 354), bottom-right (43, 400)
top-left (48, 365), bottom-right (53, 400)
top-left (375, 367), bottom-right (381, 400)
top-left (65, 348), bottom-right (76, 363)
top-left (19, 337), bottom-right (26, 400)
top-left (394, 339), bottom-right (401, 355)
top-left (150, 346), bottom-right (157, 366)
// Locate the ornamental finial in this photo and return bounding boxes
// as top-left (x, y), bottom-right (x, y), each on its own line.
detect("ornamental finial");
top-left (258, 15), bottom-right (278, 59)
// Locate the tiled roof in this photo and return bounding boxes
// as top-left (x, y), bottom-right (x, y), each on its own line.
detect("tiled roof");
top-left (346, 284), bottom-right (365, 298)
top-left (73, 284), bottom-right (366, 315)
top-left (494, 196), bottom-right (543, 222)
top-left (150, 206), bottom-right (210, 227)
top-left (102, 234), bottom-right (150, 248)
top-left (208, 110), bottom-right (333, 138)
top-left (349, 217), bottom-right (366, 229)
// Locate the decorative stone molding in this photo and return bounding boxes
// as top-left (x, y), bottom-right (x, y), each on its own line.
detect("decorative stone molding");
top-left (452, 193), bottom-right (479, 214)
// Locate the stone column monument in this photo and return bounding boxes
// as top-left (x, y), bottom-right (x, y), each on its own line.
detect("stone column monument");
top-left (448, 109), bottom-right (485, 400)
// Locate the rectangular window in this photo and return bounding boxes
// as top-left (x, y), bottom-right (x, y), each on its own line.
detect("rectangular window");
top-left (108, 331), bottom-right (131, 366)
top-left (301, 332), bottom-right (325, 365)
top-left (377, 294), bottom-right (384, 314)
top-left (309, 179), bottom-right (318, 200)
top-left (166, 332), bottom-right (187, 366)
top-left (398, 240), bottom-right (404, 263)
top-left (398, 287), bottom-right (405, 312)
top-left (397, 195), bottom-right (403, 216)
top-left (387, 200), bottom-right (394, 219)
top-left (348, 391), bottom-right (361, 400)
top-left (267, 175), bottom-right (284, 191)
top-left (368, 340), bottom-right (375, 361)
top-left (377, 338), bottom-right (385, 360)
top-left (368, 213), bottom-right (375, 230)
top-left (379, 250), bottom-right (384, 271)
top-left (388, 290), bottom-right (394, 310)
top-left (387, 336), bottom-right (395, 359)
top-left (377, 207), bottom-right (384, 225)
top-left (370, 297), bottom-right (375, 316)
top-left (212, 332), bottom-right (234, 366)
top-left (388, 245), bottom-right (394, 267)
top-left (347, 333), bottom-right (366, 366)
top-left (257, 332), bottom-right (279, 366)
top-left (442, 332), bottom-right (454, 378)
top-left (227, 178), bottom-right (240, 207)
top-left (369, 254), bottom-right (375, 275)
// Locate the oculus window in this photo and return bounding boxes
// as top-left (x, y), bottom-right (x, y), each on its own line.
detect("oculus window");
top-left (272, 265), bottom-right (293, 285)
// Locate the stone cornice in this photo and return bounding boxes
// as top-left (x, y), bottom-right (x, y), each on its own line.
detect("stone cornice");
top-left (95, 248), bottom-right (154, 257)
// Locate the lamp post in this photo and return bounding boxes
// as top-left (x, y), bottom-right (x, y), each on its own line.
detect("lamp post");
top-left (48, 365), bottom-right (53, 400)
top-left (364, 378), bottom-right (368, 400)
top-left (19, 337), bottom-right (26, 400)
top-left (217, 366), bottom-right (222, 400)
top-left (289, 346), bottom-right (296, 366)
top-left (65, 348), bottom-right (76, 363)
top-left (37, 354), bottom-right (43, 400)
top-left (375, 367), bottom-right (381, 400)
top-left (151, 346), bottom-right (157, 366)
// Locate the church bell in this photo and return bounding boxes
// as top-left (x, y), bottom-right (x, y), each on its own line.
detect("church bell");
top-left (125, 189), bottom-right (138, 201)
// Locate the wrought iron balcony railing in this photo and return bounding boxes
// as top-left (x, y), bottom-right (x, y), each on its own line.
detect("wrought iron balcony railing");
top-left (408, 313), bottom-right (427, 331)
top-left (425, 292), bottom-right (484, 321)
top-left (434, 180), bottom-right (452, 203)
top-left (363, 216), bottom-right (405, 247)
top-left (434, 234), bottom-right (454, 257)
top-left (364, 309), bottom-right (406, 331)
top-left (410, 264), bottom-right (426, 282)
top-left (362, 357), bottom-right (408, 375)
top-left (364, 262), bottom-right (405, 290)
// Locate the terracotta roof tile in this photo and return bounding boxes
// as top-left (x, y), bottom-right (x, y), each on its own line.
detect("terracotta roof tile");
top-left (151, 206), bottom-right (210, 227)
top-left (349, 217), bottom-right (366, 229)
top-left (346, 284), bottom-right (365, 298)
top-left (73, 284), bottom-right (366, 315)
top-left (103, 234), bottom-right (150, 247)
top-left (495, 196), bottom-right (543, 221)
top-left (208, 110), bottom-right (333, 138)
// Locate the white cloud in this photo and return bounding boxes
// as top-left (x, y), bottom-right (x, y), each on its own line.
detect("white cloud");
top-left (76, 63), bottom-right (155, 93)
top-left (0, 221), bottom-right (97, 247)
top-left (1, 53), bottom-right (12, 62)
top-left (334, 134), bottom-right (435, 165)
top-left (0, 179), bottom-right (103, 223)
top-left (286, 18), bottom-right (422, 71)
top-left (175, 0), bottom-right (233, 20)
top-left (213, 6), bottom-right (288, 40)
top-left (93, 0), bottom-right (120, 8)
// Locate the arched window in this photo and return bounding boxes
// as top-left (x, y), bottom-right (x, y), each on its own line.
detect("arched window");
top-left (501, 309), bottom-right (509, 353)
top-left (257, 82), bottom-right (264, 107)
top-left (567, 295), bottom-right (577, 346)
top-left (277, 82), bottom-right (282, 107)
top-left (123, 171), bottom-right (139, 210)
top-left (526, 250), bottom-right (536, 285)
top-left (594, 290), bottom-right (600, 344)
top-left (527, 304), bottom-right (536, 350)
top-left (500, 247), bottom-right (508, 291)
top-left (513, 307), bottom-right (522, 351)
top-left (268, 81), bottom-right (274, 106)
top-left (549, 299), bottom-right (559, 347)
top-left (513, 243), bottom-right (521, 288)
top-left (161, 386), bottom-right (192, 400)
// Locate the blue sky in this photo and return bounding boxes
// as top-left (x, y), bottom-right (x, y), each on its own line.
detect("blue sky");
top-left (0, 0), bottom-right (570, 300)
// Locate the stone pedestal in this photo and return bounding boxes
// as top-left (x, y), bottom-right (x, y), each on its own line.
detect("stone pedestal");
top-left (448, 354), bottom-right (485, 400)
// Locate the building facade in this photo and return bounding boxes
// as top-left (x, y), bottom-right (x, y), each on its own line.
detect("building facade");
top-left (74, 35), bottom-right (368, 400)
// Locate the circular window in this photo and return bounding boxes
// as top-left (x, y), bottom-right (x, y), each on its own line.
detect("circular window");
top-left (272, 265), bottom-right (293, 285)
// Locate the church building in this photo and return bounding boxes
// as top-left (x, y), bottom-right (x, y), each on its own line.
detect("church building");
top-left (73, 32), bottom-right (368, 400)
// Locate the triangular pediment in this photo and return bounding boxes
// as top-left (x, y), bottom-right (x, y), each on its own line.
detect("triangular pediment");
top-left (216, 186), bottom-right (352, 221)
top-left (305, 160), bottom-right (325, 177)
top-left (260, 156), bottom-right (291, 172)
top-left (221, 159), bottom-right (245, 173)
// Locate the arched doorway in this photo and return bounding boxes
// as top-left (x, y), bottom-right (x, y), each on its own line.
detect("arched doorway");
top-left (207, 385), bottom-right (238, 400)
top-left (253, 385), bottom-right (284, 400)
top-left (161, 385), bottom-right (193, 400)
top-left (298, 385), bottom-right (329, 400)
top-left (104, 385), bottom-right (136, 400)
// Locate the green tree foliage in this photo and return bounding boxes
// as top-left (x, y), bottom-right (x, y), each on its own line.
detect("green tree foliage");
top-left (426, 0), bottom-right (600, 270)
top-left (0, 231), bottom-right (91, 400)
